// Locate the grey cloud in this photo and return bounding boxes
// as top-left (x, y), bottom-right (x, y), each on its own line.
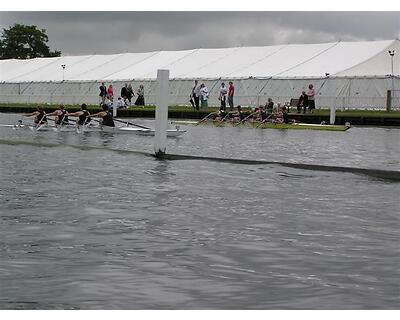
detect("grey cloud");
top-left (0, 12), bottom-right (399, 55)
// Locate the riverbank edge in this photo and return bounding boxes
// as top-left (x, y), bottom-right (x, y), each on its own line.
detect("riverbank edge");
top-left (1, 104), bottom-right (400, 126)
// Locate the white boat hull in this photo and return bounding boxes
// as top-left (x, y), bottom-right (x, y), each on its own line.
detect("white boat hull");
top-left (2, 123), bottom-right (186, 137)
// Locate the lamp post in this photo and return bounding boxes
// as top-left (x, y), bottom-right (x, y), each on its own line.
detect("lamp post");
top-left (61, 64), bottom-right (66, 81)
top-left (389, 50), bottom-right (395, 107)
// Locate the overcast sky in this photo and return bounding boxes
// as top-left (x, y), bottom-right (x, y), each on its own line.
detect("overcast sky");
top-left (0, 11), bottom-right (399, 56)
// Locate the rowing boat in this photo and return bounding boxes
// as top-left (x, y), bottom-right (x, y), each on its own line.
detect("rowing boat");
top-left (0, 122), bottom-right (186, 137)
top-left (171, 120), bottom-right (350, 132)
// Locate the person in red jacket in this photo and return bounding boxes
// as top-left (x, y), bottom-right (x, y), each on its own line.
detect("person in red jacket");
top-left (107, 84), bottom-right (114, 102)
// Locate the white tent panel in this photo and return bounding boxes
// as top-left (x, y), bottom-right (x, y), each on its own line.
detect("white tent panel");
top-left (0, 39), bottom-right (399, 82)
top-left (231, 42), bottom-right (336, 78)
top-left (336, 40), bottom-right (400, 76)
top-left (106, 49), bottom-right (196, 80)
top-left (281, 40), bottom-right (396, 77)
top-left (76, 52), bottom-right (158, 81)
top-left (1, 39), bottom-right (400, 110)
top-left (182, 45), bottom-right (287, 78)
top-left (1, 56), bottom-right (62, 82)
top-left (167, 47), bottom-right (243, 78)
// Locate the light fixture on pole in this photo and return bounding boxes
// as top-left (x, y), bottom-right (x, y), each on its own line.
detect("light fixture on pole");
top-left (388, 50), bottom-right (395, 92)
top-left (61, 64), bottom-right (66, 81)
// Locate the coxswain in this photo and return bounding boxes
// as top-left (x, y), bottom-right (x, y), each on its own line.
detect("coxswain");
top-left (47, 105), bottom-right (69, 126)
top-left (68, 103), bottom-right (91, 126)
top-left (90, 104), bottom-right (115, 127)
top-left (23, 106), bottom-right (47, 125)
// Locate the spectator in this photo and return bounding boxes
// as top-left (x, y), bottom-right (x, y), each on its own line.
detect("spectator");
top-left (99, 82), bottom-right (107, 105)
top-left (265, 98), bottom-right (274, 114)
top-left (116, 97), bottom-right (126, 109)
top-left (107, 84), bottom-right (114, 102)
top-left (127, 84), bottom-right (134, 105)
top-left (104, 96), bottom-right (113, 110)
top-left (121, 83), bottom-right (128, 102)
top-left (199, 83), bottom-right (209, 108)
top-left (227, 81), bottom-right (235, 111)
top-left (219, 82), bottom-right (227, 111)
top-left (297, 91), bottom-right (308, 114)
top-left (190, 80), bottom-right (200, 110)
top-left (135, 84), bottom-right (145, 107)
top-left (307, 84), bottom-right (315, 112)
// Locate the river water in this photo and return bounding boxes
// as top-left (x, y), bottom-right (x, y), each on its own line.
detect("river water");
top-left (0, 113), bottom-right (399, 309)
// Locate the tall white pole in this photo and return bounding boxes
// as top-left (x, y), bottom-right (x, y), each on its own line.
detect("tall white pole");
top-left (389, 50), bottom-right (395, 111)
top-left (330, 97), bottom-right (336, 125)
top-left (154, 69), bottom-right (169, 158)
top-left (391, 54), bottom-right (395, 100)
top-left (113, 100), bottom-right (117, 117)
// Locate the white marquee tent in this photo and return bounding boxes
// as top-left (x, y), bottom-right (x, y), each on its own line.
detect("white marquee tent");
top-left (0, 39), bottom-right (399, 108)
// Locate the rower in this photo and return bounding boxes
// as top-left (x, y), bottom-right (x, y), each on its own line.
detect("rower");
top-left (23, 106), bottom-right (47, 125)
top-left (230, 105), bottom-right (244, 122)
top-left (47, 104), bottom-right (69, 125)
top-left (273, 103), bottom-right (284, 123)
top-left (68, 103), bottom-right (91, 126)
top-left (259, 106), bottom-right (268, 122)
top-left (281, 106), bottom-right (290, 124)
top-left (91, 104), bottom-right (115, 127)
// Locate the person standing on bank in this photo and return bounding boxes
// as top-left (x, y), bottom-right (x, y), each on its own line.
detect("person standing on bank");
top-left (199, 83), bottom-right (209, 109)
top-left (219, 82), bottom-right (227, 111)
top-left (190, 80), bottom-right (200, 110)
top-left (107, 84), bottom-right (114, 102)
top-left (99, 82), bottom-right (107, 105)
top-left (121, 83), bottom-right (128, 104)
top-left (307, 84), bottom-right (315, 113)
top-left (127, 84), bottom-right (134, 105)
top-left (265, 98), bottom-right (274, 114)
top-left (227, 81), bottom-right (235, 111)
top-left (297, 91), bottom-right (308, 114)
top-left (135, 84), bottom-right (145, 107)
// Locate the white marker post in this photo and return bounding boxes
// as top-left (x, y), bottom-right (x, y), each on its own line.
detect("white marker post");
top-left (330, 99), bottom-right (336, 125)
top-left (154, 69), bottom-right (169, 158)
top-left (113, 101), bottom-right (117, 118)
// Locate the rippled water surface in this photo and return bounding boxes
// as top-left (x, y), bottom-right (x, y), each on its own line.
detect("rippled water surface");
top-left (0, 113), bottom-right (399, 309)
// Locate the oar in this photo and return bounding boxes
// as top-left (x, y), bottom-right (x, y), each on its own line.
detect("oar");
top-left (0, 124), bottom-right (20, 127)
top-left (255, 113), bottom-right (274, 128)
top-left (232, 111), bottom-right (256, 127)
top-left (35, 119), bottom-right (49, 131)
top-left (113, 118), bottom-right (150, 130)
top-left (196, 112), bottom-right (216, 126)
top-left (46, 116), bottom-right (76, 132)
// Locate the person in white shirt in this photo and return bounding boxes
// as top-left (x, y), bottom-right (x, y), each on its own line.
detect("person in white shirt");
top-left (116, 97), bottom-right (126, 109)
top-left (200, 83), bottom-right (209, 108)
top-left (307, 84), bottom-right (316, 112)
top-left (219, 82), bottom-right (227, 111)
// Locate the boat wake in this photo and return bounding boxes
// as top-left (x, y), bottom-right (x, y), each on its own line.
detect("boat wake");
top-left (1, 138), bottom-right (399, 182)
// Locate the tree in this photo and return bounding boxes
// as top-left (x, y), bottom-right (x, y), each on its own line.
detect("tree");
top-left (0, 24), bottom-right (61, 60)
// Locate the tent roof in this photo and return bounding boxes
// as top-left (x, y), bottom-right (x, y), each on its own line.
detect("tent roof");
top-left (0, 39), bottom-right (399, 82)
